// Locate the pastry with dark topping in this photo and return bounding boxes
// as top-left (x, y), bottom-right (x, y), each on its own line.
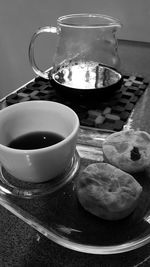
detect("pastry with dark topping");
top-left (102, 129), bottom-right (150, 173)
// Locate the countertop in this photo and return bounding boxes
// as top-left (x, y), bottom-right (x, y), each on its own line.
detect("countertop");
top-left (1, 205), bottom-right (150, 267)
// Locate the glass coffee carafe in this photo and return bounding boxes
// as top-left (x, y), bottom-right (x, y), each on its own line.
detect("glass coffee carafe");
top-left (29, 14), bottom-right (122, 98)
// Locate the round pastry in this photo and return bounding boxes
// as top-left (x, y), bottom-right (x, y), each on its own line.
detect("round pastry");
top-left (102, 129), bottom-right (150, 173)
top-left (76, 163), bottom-right (142, 220)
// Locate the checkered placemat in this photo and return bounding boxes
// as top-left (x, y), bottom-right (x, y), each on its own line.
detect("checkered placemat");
top-left (3, 74), bottom-right (149, 131)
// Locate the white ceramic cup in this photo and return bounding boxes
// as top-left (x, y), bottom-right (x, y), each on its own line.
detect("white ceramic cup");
top-left (0, 101), bottom-right (79, 183)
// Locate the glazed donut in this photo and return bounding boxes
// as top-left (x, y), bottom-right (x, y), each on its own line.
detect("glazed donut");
top-left (102, 129), bottom-right (150, 173)
top-left (76, 163), bottom-right (142, 220)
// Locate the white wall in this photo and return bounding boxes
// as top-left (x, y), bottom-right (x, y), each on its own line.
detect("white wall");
top-left (0, 0), bottom-right (150, 97)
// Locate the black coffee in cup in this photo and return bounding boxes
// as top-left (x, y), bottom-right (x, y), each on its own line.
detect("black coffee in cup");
top-left (8, 131), bottom-right (64, 150)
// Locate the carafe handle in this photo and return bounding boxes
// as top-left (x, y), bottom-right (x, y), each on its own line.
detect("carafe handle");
top-left (29, 26), bottom-right (58, 79)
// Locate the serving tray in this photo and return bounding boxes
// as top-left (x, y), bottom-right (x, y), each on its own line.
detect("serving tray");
top-left (1, 126), bottom-right (150, 255)
top-left (0, 71), bottom-right (150, 254)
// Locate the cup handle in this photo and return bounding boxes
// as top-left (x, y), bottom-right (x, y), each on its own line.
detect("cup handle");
top-left (29, 26), bottom-right (58, 79)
